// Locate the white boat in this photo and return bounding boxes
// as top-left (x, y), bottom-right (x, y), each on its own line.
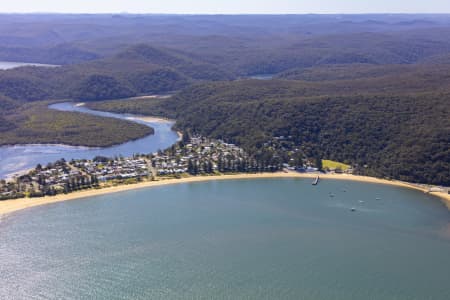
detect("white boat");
top-left (312, 176), bottom-right (319, 185)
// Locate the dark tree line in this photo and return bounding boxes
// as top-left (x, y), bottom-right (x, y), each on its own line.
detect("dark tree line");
top-left (135, 80), bottom-right (449, 186)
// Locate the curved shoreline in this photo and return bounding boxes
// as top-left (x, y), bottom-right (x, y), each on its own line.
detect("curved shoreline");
top-left (1, 173), bottom-right (449, 217)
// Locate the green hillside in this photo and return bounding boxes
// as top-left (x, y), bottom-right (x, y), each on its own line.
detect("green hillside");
top-left (89, 77), bottom-right (450, 186)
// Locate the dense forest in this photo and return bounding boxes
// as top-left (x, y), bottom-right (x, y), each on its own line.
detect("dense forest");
top-left (3, 15), bottom-right (450, 102)
top-left (0, 44), bottom-right (229, 102)
top-left (1, 14), bottom-right (450, 185)
top-left (89, 77), bottom-right (450, 186)
top-left (0, 99), bottom-right (153, 147)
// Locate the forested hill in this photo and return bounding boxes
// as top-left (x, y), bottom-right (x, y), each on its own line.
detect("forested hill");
top-left (175, 82), bottom-right (450, 185)
top-left (89, 78), bottom-right (450, 186)
top-left (3, 14), bottom-right (450, 103)
top-left (0, 95), bottom-right (153, 148)
top-left (2, 14), bottom-right (450, 185)
top-left (0, 44), bottom-right (231, 102)
top-left (0, 98), bottom-right (154, 147)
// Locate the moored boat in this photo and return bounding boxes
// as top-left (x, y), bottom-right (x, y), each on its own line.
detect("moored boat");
top-left (312, 175), bottom-right (319, 185)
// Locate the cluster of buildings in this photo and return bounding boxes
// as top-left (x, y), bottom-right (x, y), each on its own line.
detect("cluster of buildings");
top-left (0, 180), bottom-right (23, 200)
top-left (0, 159), bottom-right (86, 199)
top-left (1, 135), bottom-right (360, 201)
top-left (3, 133), bottom-right (449, 202)
top-left (0, 136), bottom-right (254, 200)
top-left (72, 157), bottom-right (150, 182)
top-left (152, 136), bottom-right (250, 175)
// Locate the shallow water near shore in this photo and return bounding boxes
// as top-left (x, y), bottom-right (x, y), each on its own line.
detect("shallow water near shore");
top-left (1, 178), bottom-right (449, 299)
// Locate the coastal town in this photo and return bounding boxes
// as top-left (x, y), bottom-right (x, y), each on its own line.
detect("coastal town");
top-left (0, 135), bottom-right (327, 201)
top-left (1, 134), bottom-right (449, 202)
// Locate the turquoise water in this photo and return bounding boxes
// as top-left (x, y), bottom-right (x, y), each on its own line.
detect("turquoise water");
top-left (0, 178), bottom-right (449, 299)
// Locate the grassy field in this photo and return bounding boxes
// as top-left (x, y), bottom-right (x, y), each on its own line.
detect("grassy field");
top-left (322, 160), bottom-right (350, 171)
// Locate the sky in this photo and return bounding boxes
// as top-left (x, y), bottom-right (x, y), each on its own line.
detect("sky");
top-left (1, 0), bottom-right (450, 14)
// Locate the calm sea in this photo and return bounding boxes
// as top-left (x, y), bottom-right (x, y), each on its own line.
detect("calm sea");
top-left (0, 178), bottom-right (449, 299)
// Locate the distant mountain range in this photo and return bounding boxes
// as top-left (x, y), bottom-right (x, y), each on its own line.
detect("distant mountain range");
top-left (0, 14), bottom-right (449, 185)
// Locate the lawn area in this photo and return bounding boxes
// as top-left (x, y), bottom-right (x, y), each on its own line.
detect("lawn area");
top-left (322, 160), bottom-right (350, 171)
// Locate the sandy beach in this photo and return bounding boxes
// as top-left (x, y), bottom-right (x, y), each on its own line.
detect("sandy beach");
top-left (126, 115), bottom-right (174, 123)
top-left (1, 173), bottom-right (449, 217)
top-left (74, 103), bottom-right (183, 139)
top-left (127, 94), bottom-right (172, 100)
top-left (75, 102), bottom-right (174, 124)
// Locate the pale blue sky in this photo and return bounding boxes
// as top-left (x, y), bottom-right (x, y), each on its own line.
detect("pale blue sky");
top-left (2, 0), bottom-right (450, 14)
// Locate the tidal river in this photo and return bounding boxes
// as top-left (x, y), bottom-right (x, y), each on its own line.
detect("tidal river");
top-left (0, 102), bottom-right (180, 179)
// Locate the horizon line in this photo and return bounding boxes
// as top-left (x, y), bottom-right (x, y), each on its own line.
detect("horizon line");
top-left (1, 12), bottom-right (450, 16)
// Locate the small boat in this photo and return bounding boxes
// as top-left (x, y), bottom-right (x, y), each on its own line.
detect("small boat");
top-left (312, 175), bottom-right (319, 185)
top-left (376, 197), bottom-right (381, 201)
top-left (329, 193), bottom-right (335, 198)
top-left (350, 207), bottom-right (356, 212)
top-left (359, 200), bottom-right (364, 203)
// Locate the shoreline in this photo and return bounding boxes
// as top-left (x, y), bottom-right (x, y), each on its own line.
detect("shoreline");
top-left (1, 173), bottom-right (449, 217)
top-left (0, 108), bottom-right (179, 180)
top-left (77, 102), bottom-right (175, 124)
top-left (126, 115), bottom-right (175, 124)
